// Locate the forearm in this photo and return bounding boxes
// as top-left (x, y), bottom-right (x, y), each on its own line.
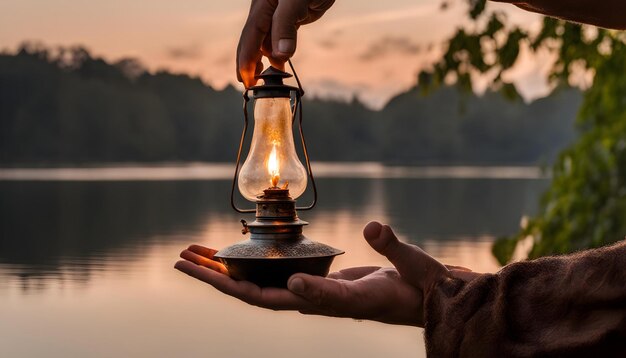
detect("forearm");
top-left (492, 0), bottom-right (626, 29)
top-left (424, 240), bottom-right (626, 357)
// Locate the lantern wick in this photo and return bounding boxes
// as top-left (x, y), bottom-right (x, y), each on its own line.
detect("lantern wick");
top-left (271, 173), bottom-right (279, 188)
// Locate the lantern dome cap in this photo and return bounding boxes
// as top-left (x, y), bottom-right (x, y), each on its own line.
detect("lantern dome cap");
top-left (255, 66), bottom-right (292, 84)
top-left (250, 66), bottom-right (298, 98)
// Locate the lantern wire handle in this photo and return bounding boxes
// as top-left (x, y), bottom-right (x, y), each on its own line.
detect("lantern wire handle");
top-left (230, 60), bottom-right (317, 213)
top-left (230, 90), bottom-right (256, 213)
top-left (289, 59), bottom-right (317, 211)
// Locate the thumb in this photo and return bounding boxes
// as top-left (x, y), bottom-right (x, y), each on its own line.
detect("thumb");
top-left (287, 273), bottom-right (350, 312)
top-left (271, 0), bottom-right (309, 61)
top-left (363, 221), bottom-right (450, 291)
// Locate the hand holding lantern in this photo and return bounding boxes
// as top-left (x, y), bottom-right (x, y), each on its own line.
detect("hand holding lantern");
top-left (214, 63), bottom-right (343, 288)
top-left (175, 64), bottom-right (475, 326)
top-left (176, 221), bottom-right (472, 328)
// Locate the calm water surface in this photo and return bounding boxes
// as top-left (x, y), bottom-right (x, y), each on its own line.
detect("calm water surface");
top-left (0, 169), bottom-right (548, 357)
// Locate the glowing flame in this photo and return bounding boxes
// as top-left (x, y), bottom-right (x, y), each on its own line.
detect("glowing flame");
top-left (267, 143), bottom-right (280, 187)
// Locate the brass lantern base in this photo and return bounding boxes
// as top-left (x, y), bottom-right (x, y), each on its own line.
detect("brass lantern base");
top-left (215, 188), bottom-right (343, 288)
top-left (215, 237), bottom-right (342, 288)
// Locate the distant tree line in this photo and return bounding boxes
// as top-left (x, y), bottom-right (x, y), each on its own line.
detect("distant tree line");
top-left (0, 42), bottom-right (581, 166)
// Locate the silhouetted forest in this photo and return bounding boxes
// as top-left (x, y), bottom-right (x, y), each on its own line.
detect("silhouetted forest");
top-left (0, 43), bottom-right (581, 166)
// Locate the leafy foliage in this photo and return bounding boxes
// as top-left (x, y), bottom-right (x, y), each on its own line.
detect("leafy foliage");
top-left (421, 1), bottom-right (626, 262)
top-left (519, 37), bottom-right (626, 260)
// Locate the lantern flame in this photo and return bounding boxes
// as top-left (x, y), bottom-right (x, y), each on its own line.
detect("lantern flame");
top-left (268, 143), bottom-right (280, 187)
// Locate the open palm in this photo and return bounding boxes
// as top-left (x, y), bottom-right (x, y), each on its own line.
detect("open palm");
top-left (175, 222), bottom-right (481, 327)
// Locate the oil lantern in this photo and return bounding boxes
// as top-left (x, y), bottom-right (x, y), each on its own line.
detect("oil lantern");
top-left (214, 63), bottom-right (344, 288)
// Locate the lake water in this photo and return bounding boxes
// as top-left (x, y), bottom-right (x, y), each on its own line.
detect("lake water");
top-left (0, 164), bottom-right (548, 358)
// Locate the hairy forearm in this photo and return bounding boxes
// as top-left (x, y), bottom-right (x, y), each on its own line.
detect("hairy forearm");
top-left (492, 0), bottom-right (626, 29)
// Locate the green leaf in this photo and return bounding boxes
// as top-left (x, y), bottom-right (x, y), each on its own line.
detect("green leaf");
top-left (469, 0), bottom-right (486, 20)
top-left (484, 13), bottom-right (505, 37)
top-left (497, 28), bottom-right (526, 70)
top-left (500, 82), bottom-right (520, 101)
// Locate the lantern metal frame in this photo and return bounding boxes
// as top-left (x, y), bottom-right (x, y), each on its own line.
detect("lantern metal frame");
top-left (230, 60), bottom-right (317, 213)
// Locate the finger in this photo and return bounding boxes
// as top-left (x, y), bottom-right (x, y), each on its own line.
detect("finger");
top-left (174, 260), bottom-right (311, 310)
top-left (287, 273), bottom-right (353, 314)
top-left (363, 221), bottom-right (450, 291)
top-left (237, 0), bottom-right (276, 87)
top-left (271, 0), bottom-right (309, 61)
top-left (327, 266), bottom-right (381, 281)
top-left (187, 245), bottom-right (218, 259)
top-left (310, 0), bottom-right (335, 12)
top-left (302, 0), bottom-right (335, 24)
top-left (179, 249), bottom-right (229, 276)
top-left (261, 34), bottom-right (286, 71)
top-left (237, 42), bottom-right (264, 84)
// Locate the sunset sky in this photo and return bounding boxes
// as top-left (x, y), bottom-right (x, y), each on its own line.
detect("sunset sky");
top-left (0, 0), bottom-right (554, 108)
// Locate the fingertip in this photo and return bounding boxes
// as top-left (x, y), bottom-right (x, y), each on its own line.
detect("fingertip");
top-left (287, 275), bottom-right (305, 294)
top-left (238, 61), bottom-right (259, 88)
top-left (241, 72), bottom-right (256, 88)
top-left (363, 221), bottom-right (382, 240)
top-left (187, 245), bottom-right (219, 259)
top-left (381, 224), bottom-right (395, 237)
top-left (273, 38), bottom-right (296, 60)
top-left (289, 274), bottom-right (347, 308)
top-left (377, 224), bottom-right (396, 242)
top-left (174, 260), bottom-right (191, 271)
top-left (188, 244), bottom-right (205, 251)
top-left (268, 57), bottom-right (286, 72)
top-left (364, 222), bottom-right (402, 257)
top-left (278, 38), bottom-right (295, 54)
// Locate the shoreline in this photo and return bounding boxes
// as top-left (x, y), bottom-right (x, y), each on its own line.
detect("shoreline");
top-left (0, 162), bottom-right (550, 181)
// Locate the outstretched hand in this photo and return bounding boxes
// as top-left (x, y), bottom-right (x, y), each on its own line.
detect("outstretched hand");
top-left (175, 221), bottom-right (481, 327)
top-left (237, 0), bottom-right (335, 87)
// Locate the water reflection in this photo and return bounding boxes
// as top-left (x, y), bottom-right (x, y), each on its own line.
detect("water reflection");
top-left (0, 177), bottom-right (548, 358)
top-left (384, 178), bottom-right (544, 239)
top-left (0, 181), bottom-right (232, 286)
top-left (0, 178), bottom-right (547, 287)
